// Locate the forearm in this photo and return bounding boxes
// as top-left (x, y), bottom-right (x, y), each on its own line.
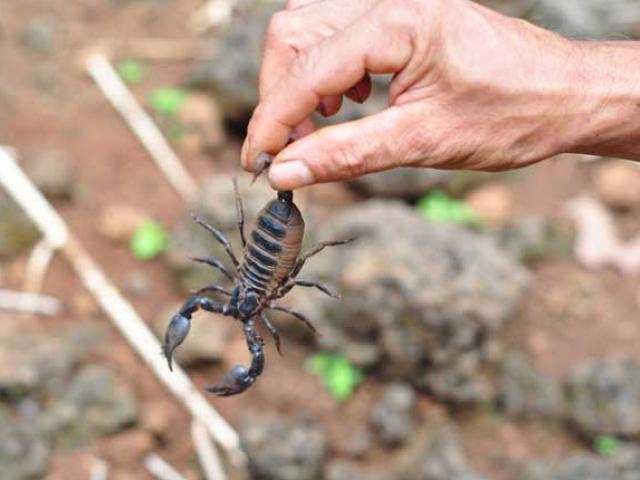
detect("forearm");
top-left (566, 41), bottom-right (640, 160)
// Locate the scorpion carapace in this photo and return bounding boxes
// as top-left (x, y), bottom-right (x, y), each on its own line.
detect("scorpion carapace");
top-left (162, 182), bottom-right (353, 396)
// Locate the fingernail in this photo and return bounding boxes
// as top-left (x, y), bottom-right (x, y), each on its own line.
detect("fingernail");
top-left (352, 84), bottom-right (366, 103)
top-left (317, 100), bottom-right (328, 117)
top-left (269, 161), bottom-right (314, 189)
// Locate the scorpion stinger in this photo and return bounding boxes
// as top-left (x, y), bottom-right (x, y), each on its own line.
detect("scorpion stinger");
top-left (163, 165), bottom-right (353, 396)
top-left (251, 152), bottom-right (274, 184)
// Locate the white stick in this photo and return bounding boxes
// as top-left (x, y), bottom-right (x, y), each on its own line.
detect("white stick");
top-left (0, 148), bottom-right (68, 248)
top-left (89, 457), bottom-right (109, 480)
top-left (144, 454), bottom-right (187, 480)
top-left (23, 240), bottom-right (57, 293)
top-left (0, 289), bottom-right (63, 316)
top-left (0, 148), bottom-right (246, 469)
top-left (84, 53), bottom-right (197, 202)
top-left (191, 420), bottom-right (228, 480)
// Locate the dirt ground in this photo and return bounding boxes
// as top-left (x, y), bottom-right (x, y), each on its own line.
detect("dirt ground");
top-left (2, 1), bottom-right (640, 479)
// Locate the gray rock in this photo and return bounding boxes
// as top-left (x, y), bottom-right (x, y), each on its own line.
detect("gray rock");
top-left (568, 359), bottom-right (640, 438)
top-left (20, 18), bottom-right (57, 54)
top-left (520, 454), bottom-right (617, 480)
top-left (526, 0), bottom-right (640, 40)
top-left (165, 175), bottom-right (274, 292)
top-left (522, 444), bottom-right (640, 480)
top-left (333, 425), bottom-right (373, 458)
top-left (614, 445), bottom-right (640, 480)
top-left (124, 270), bottom-right (152, 297)
top-left (0, 195), bottom-right (40, 258)
top-left (494, 216), bottom-right (573, 263)
top-left (370, 383), bottom-right (417, 446)
top-left (0, 405), bottom-right (51, 480)
top-left (188, 2), bottom-right (284, 121)
top-left (240, 415), bottom-right (325, 480)
top-left (22, 150), bottom-right (75, 200)
top-left (153, 303), bottom-right (235, 366)
top-left (326, 460), bottom-right (393, 480)
top-left (43, 366), bottom-right (137, 448)
top-left (497, 351), bottom-right (565, 420)
top-left (400, 428), bottom-right (487, 480)
top-left (0, 332), bottom-right (77, 399)
top-left (298, 200), bottom-right (528, 404)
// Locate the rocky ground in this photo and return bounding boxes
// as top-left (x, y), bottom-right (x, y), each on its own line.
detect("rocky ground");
top-left (2, 0), bottom-right (640, 479)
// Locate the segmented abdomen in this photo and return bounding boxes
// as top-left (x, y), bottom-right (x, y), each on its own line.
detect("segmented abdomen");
top-left (239, 195), bottom-right (304, 293)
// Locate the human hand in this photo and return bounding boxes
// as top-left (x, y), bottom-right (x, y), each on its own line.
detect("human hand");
top-left (241, 0), bottom-right (628, 190)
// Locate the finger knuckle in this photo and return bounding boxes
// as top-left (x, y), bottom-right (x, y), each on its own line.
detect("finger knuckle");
top-left (267, 11), bottom-right (290, 39)
top-left (290, 49), bottom-right (318, 87)
top-left (333, 143), bottom-right (366, 179)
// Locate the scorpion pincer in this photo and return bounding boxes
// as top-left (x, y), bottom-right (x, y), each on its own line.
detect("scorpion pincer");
top-left (162, 159), bottom-right (353, 396)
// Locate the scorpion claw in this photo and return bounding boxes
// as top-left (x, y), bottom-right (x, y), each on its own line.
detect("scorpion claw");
top-left (251, 152), bottom-right (274, 184)
top-left (206, 365), bottom-right (254, 396)
top-left (162, 313), bottom-right (191, 372)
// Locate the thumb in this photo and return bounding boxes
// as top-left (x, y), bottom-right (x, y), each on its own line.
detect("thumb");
top-left (268, 104), bottom-right (424, 190)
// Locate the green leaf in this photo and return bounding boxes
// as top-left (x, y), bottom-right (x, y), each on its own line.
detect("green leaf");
top-left (130, 221), bottom-right (168, 260)
top-left (305, 353), bottom-right (363, 401)
top-left (594, 435), bottom-right (621, 457)
top-left (149, 87), bottom-right (189, 116)
top-left (417, 190), bottom-right (480, 225)
top-left (116, 59), bottom-right (146, 84)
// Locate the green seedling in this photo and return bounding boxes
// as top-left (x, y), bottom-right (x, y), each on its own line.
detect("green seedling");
top-left (594, 435), bottom-right (621, 457)
top-left (116, 59), bottom-right (146, 84)
top-left (306, 353), bottom-right (363, 401)
top-left (130, 221), bottom-right (168, 260)
top-left (149, 87), bottom-right (189, 116)
top-left (417, 190), bottom-right (480, 225)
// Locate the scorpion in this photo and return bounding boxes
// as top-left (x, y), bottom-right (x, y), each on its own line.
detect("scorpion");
top-left (162, 154), bottom-right (353, 396)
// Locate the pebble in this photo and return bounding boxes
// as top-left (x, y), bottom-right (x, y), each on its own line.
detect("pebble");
top-left (466, 183), bottom-right (514, 227)
top-left (593, 161), bottom-right (640, 209)
top-left (98, 204), bottom-right (149, 242)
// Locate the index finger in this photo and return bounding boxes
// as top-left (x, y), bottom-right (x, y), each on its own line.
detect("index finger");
top-left (245, 7), bottom-right (412, 169)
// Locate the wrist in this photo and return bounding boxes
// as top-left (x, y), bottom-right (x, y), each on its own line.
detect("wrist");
top-left (563, 41), bottom-right (640, 159)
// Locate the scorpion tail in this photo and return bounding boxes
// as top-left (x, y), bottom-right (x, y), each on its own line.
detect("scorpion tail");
top-left (206, 319), bottom-right (265, 396)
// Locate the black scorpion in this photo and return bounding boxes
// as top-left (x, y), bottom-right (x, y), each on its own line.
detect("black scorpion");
top-left (162, 156), bottom-right (352, 396)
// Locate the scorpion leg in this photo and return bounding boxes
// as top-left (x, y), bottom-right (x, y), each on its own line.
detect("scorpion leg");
top-left (191, 214), bottom-right (240, 268)
top-left (196, 284), bottom-right (232, 296)
top-left (290, 238), bottom-right (356, 277)
top-left (260, 312), bottom-right (282, 355)
top-left (207, 318), bottom-right (264, 396)
top-left (233, 178), bottom-right (247, 247)
top-left (291, 279), bottom-right (341, 299)
top-left (162, 294), bottom-right (232, 371)
top-left (189, 256), bottom-right (235, 282)
top-left (268, 305), bottom-right (319, 335)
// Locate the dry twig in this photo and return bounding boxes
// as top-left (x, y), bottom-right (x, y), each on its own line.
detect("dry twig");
top-left (84, 53), bottom-right (197, 202)
top-left (192, 420), bottom-right (228, 480)
top-left (144, 454), bottom-right (187, 480)
top-left (0, 289), bottom-right (63, 316)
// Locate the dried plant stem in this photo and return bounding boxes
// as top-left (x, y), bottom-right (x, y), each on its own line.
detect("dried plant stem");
top-left (0, 289), bottom-right (63, 316)
top-left (85, 53), bottom-right (197, 202)
top-left (0, 147), bottom-right (246, 470)
top-left (191, 420), bottom-right (228, 480)
top-left (23, 239), bottom-right (57, 294)
top-left (144, 454), bottom-right (187, 480)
